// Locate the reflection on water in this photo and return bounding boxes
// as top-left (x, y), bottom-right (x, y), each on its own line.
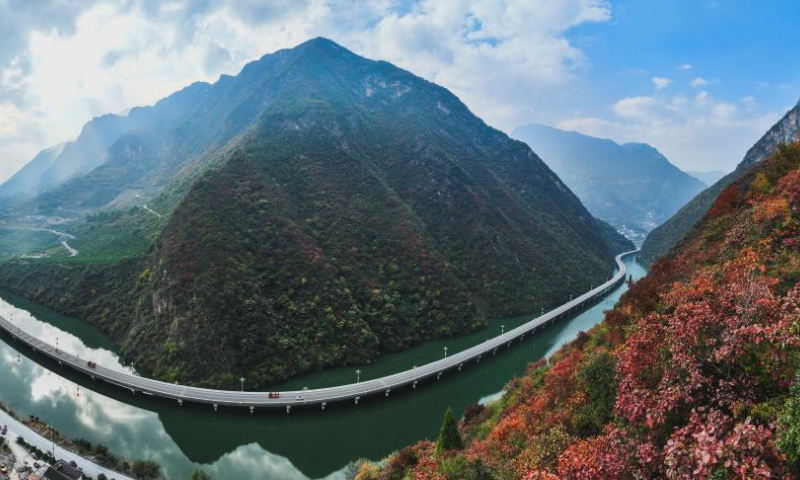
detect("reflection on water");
top-left (0, 257), bottom-right (647, 480)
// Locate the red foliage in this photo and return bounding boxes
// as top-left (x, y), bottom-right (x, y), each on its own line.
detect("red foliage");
top-left (709, 183), bottom-right (740, 218)
top-left (778, 167), bottom-right (800, 210)
top-left (557, 427), bottom-right (635, 480)
top-left (663, 408), bottom-right (786, 479)
top-left (616, 249), bottom-right (800, 429)
top-left (396, 145), bottom-right (800, 480)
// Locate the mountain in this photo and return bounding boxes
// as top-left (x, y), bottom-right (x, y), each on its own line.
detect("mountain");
top-left (0, 111), bottom-right (151, 202)
top-left (369, 137), bottom-right (800, 480)
top-left (512, 124), bottom-right (706, 239)
top-left (0, 81), bottom-right (214, 215)
top-left (641, 98), bottom-right (800, 263)
top-left (0, 38), bottom-right (631, 388)
top-left (0, 143), bottom-right (65, 199)
top-left (687, 169), bottom-right (728, 186)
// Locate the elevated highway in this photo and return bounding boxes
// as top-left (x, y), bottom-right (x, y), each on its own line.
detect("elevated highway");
top-left (0, 250), bottom-right (638, 411)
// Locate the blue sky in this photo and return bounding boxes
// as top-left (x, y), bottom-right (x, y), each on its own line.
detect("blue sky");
top-left (575, 0), bottom-right (800, 105)
top-left (0, 0), bottom-right (798, 182)
top-left (552, 0), bottom-right (800, 172)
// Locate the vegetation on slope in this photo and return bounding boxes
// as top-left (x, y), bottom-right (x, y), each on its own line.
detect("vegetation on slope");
top-left (367, 142), bottom-right (800, 480)
top-left (0, 228), bottom-right (61, 259)
top-left (641, 98), bottom-right (800, 264)
top-left (0, 38), bottom-right (630, 388)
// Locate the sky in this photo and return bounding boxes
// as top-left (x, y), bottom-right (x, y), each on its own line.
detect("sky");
top-left (0, 0), bottom-right (799, 185)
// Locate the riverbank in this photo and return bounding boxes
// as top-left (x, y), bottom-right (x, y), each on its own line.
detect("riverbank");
top-left (0, 256), bottom-right (647, 479)
top-left (0, 406), bottom-right (137, 480)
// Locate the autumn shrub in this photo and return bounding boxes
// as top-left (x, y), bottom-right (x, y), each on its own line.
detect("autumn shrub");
top-left (663, 408), bottom-right (785, 479)
top-left (557, 427), bottom-right (635, 480)
top-left (778, 372), bottom-right (800, 474)
top-left (378, 141), bottom-right (800, 480)
top-left (572, 351), bottom-right (617, 437)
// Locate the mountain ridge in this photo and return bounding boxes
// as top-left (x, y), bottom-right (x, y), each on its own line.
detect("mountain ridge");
top-left (641, 97), bottom-right (800, 263)
top-left (512, 123), bottom-right (705, 237)
top-left (0, 38), bottom-right (632, 387)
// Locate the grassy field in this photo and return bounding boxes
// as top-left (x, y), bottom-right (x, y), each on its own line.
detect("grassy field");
top-left (0, 227), bottom-right (62, 260)
top-left (43, 207), bottom-right (165, 265)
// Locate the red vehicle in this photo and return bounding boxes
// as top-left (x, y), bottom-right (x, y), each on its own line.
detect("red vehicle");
top-left (268, 392), bottom-right (280, 399)
top-left (87, 361), bottom-right (97, 369)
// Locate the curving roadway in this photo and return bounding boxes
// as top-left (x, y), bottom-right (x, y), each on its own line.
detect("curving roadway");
top-left (0, 250), bottom-right (638, 411)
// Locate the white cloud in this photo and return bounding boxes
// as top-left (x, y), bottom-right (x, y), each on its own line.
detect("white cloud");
top-left (678, 63), bottom-right (693, 70)
top-left (612, 96), bottom-right (658, 119)
top-left (0, 0), bottom-right (613, 184)
top-left (559, 92), bottom-right (780, 171)
top-left (690, 77), bottom-right (710, 88)
top-left (652, 76), bottom-right (672, 89)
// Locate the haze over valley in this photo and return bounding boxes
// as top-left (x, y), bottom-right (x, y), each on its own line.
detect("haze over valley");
top-left (0, 2), bottom-right (800, 480)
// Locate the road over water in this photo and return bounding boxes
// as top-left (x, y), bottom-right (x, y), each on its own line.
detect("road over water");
top-left (0, 250), bottom-right (637, 411)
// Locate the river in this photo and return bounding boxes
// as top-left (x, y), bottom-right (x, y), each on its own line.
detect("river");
top-left (0, 256), bottom-right (647, 480)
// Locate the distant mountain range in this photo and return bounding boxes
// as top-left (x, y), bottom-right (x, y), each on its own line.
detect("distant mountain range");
top-left (0, 81), bottom-right (215, 211)
top-left (0, 38), bottom-right (631, 388)
top-left (512, 124), bottom-right (706, 239)
top-left (641, 97), bottom-right (800, 263)
top-left (687, 170), bottom-right (728, 186)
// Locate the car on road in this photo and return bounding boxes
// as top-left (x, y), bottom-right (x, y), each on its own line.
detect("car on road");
top-left (268, 392), bottom-right (280, 399)
top-left (295, 395), bottom-right (305, 401)
top-left (1, 425), bottom-right (6, 435)
top-left (87, 361), bottom-right (97, 368)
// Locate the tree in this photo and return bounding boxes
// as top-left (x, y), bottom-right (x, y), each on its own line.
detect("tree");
top-left (189, 470), bottom-right (212, 480)
top-left (471, 458), bottom-right (495, 480)
top-left (436, 407), bottom-right (463, 454)
top-left (131, 459), bottom-right (161, 480)
top-left (778, 372), bottom-right (800, 474)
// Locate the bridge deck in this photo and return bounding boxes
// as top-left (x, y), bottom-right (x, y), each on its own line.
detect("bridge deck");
top-left (0, 250), bottom-right (637, 409)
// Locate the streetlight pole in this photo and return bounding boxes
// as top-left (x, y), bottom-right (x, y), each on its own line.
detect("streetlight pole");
top-left (501, 324), bottom-right (505, 335)
top-left (240, 377), bottom-right (245, 392)
top-left (356, 369), bottom-right (361, 384)
top-left (443, 346), bottom-right (448, 358)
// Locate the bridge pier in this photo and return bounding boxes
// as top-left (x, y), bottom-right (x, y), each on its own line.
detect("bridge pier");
top-left (286, 405), bottom-right (291, 414)
top-left (355, 396), bottom-right (360, 405)
top-left (413, 380), bottom-right (418, 389)
top-left (213, 403), bottom-right (218, 412)
top-left (321, 402), bottom-right (327, 410)
top-left (385, 389), bottom-right (391, 397)
top-left (250, 406), bottom-right (254, 414)
top-left (178, 399), bottom-right (183, 406)
top-left (477, 355), bottom-right (481, 363)
top-left (437, 372), bottom-right (442, 380)
top-left (458, 363), bottom-right (463, 372)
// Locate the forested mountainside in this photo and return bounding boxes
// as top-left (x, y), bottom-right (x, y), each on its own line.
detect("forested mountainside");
top-left (366, 141), bottom-right (800, 480)
top-left (513, 124), bottom-right (705, 237)
top-left (0, 38), bottom-right (630, 388)
top-left (641, 98), bottom-right (800, 263)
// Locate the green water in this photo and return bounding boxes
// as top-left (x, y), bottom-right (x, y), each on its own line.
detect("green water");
top-left (0, 256), bottom-right (647, 480)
